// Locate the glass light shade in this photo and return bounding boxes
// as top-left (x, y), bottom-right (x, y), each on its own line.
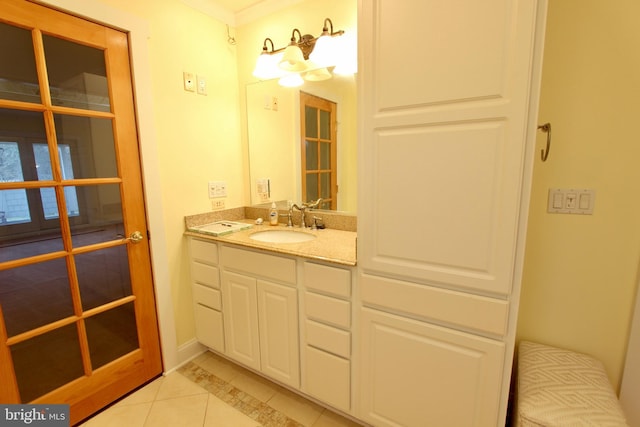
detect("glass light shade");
top-left (309, 35), bottom-right (336, 67)
top-left (253, 53), bottom-right (273, 79)
top-left (279, 45), bottom-right (307, 72)
top-left (332, 32), bottom-right (357, 75)
top-left (333, 60), bottom-right (357, 76)
top-left (253, 52), bottom-right (285, 80)
top-left (278, 73), bottom-right (304, 87)
top-left (304, 67), bottom-right (332, 82)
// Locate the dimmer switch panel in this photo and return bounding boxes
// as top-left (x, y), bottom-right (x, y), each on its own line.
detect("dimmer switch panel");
top-left (548, 188), bottom-right (595, 215)
top-left (208, 181), bottom-right (227, 198)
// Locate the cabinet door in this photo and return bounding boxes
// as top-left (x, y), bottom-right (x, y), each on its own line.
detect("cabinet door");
top-left (221, 271), bottom-right (260, 370)
top-left (257, 280), bottom-right (300, 388)
top-left (359, 308), bottom-right (504, 427)
top-left (358, 0), bottom-right (544, 296)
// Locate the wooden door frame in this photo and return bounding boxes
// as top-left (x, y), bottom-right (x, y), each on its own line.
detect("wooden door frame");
top-left (0, 2), bottom-right (167, 423)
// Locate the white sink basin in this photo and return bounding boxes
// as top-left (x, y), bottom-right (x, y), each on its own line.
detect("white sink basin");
top-left (250, 229), bottom-right (316, 244)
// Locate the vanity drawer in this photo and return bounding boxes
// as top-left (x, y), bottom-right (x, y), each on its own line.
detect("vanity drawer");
top-left (194, 303), bottom-right (224, 353)
top-left (220, 245), bottom-right (296, 285)
top-left (190, 238), bottom-right (218, 265)
top-left (193, 283), bottom-right (222, 310)
top-left (303, 345), bottom-right (350, 412)
top-left (360, 273), bottom-right (510, 337)
top-left (305, 291), bottom-right (350, 329)
top-left (305, 319), bottom-right (350, 358)
top-left (191, 262), bottom-right (220, 289)
top-left (304, 262), bottom-right (351, 298)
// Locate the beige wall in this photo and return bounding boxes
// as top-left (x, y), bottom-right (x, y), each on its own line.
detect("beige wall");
top-left (517, 0), bottom-right (640, 389)
top-left (84, 0), bottom-right (245, 347)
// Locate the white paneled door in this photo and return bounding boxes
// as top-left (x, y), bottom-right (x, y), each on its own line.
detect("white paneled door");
top-left (358, 0), bottom-right (543, 296)
top-left (357, 0), bottom-right (546, 425)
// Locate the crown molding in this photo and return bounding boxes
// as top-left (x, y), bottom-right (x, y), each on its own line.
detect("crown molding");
top-left (180, 0), bottom-right (305, 26)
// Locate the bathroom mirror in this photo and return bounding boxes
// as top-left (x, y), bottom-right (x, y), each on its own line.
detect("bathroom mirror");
top-left (246, 72), bottom-right (357, 213)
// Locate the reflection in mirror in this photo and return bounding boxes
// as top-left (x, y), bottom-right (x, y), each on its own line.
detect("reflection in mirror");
top-left (246, 74), bottom-right (357, 213)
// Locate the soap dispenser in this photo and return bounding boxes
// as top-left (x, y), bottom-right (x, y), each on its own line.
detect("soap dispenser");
top-left (269, 202), bottom-right (279, 226)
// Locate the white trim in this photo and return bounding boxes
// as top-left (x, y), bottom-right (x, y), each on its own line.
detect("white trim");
top-left (34, 0), bottom-right (179, 372)
top-left (163, 339), bottom-right (207, 375)
top-left (620, 279), bottom-right (640, 425)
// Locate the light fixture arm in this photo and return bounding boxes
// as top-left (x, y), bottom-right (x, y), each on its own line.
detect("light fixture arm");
top-left (321, 18), bottom-right (344, 37)
top-left (261, 37), bottom-right (275, 53)
top-left (290, 28), bottom-right (303, 45)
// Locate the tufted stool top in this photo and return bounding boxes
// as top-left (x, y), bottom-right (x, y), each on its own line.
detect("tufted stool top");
top-left (516, 341), bottom-right (628, 426)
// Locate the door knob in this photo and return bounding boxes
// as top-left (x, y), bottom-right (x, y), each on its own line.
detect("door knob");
top-left (127, 231), bottom-right (144, 244)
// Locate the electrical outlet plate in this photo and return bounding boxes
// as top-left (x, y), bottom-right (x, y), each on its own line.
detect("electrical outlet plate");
top-left (211, 199), bottom-right (225, 210)
top-left (183, 72), bottom-right (195, 92)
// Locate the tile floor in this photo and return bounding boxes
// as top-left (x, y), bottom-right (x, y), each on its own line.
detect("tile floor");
top-left (80, 351), bottom-right (364, 427)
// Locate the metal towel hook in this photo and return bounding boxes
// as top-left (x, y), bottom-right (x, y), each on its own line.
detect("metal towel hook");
top-left (538, 122), bottom-right (551, 162)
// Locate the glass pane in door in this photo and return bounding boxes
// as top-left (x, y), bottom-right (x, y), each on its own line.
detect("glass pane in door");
top-left (320, 172), bottom-right (331, 199)
top-left (319, 110), bottom-right (330, 139)
top-left (76, 246), bottom-right (131, 310)
top-left (320, 142), bottom-right (331, 169)
top-left (0, 109), bottom-right (50, 182)
top-left (0, 23), bottom-right (39, 104)
top-left (85, 302), bottom-right (139, 369)
top-left (0, 258), bottom-right (74, 337)
top-left (305, 140), bottom-right (318, 170)
top-left (10, 324), bottom-right (84, 402)
top-left (305, 106), bottom-right (317, 138)
top-left (306, 173), bottom-right (318, 201)
top-left (53, 115), bottom-right (118, 179)
top-left (0, 191), bottom-right (64, 261)
top-left (43, 35), bottom-right (110, 112)
top-left (0, 142), bottom-right (30, 226)
top-left (69, 184), bottom-right (124, 247)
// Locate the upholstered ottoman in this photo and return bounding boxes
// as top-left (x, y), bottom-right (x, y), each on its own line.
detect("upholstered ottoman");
top-left (515, 341), bottom-right (628, 426)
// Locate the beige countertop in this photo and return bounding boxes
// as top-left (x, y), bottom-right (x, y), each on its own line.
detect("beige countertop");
top-left (185, 220), bottom-right (357, 266)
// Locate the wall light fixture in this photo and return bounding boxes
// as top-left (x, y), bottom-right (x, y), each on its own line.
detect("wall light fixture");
top-left (252, 18), bottom-right (353, 87)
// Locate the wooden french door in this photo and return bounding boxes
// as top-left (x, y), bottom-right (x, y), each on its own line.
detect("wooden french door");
top-left (300, 92), bottom-right (337, 210)
top-left (0, 1), bottom-right (162, 424)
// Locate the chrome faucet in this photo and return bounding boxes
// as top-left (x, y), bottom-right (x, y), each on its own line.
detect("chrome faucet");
top-left (291, 198), bottom-right (322, 228)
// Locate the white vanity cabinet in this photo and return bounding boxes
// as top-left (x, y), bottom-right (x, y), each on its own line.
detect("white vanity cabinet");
top-left (300, 261), bottom-right (353, 412)
top-left (220, 245), bottom-right (300, 388)
top-left (357, 0), bottom-right (546, 425)
top-left (189, 238), bottom-right (224, 353)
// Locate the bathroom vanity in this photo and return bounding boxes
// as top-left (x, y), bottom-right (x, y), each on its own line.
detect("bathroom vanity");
top-left (185, 217), bottom-right (357, 414)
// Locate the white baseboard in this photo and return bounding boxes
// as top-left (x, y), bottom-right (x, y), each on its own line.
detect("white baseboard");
top-left (164, 338), bottom-right (207, 375)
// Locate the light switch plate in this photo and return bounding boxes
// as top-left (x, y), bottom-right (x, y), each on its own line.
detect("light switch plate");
top-left (208, 181), bottom-right (227, 198)
top-left (548, 188), bottom-right (595, 214)
top-left (196, 75), bottom-right (207, 95)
